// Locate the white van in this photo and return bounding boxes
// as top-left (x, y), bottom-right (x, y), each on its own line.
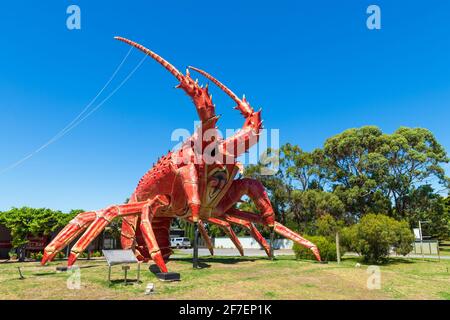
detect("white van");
top-left (170, 237), bottom-right (191, 249)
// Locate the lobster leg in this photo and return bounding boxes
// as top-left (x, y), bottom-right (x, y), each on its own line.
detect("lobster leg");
top-left (139, 197), bottom-right (171, 273)
top-left (207, 217), bottom-right (244, 256)
top-left (223, 212), bottom-right (272, 258)
top-left (121, 215), bottom-right (139, 250)
top-left (273, 222), bottom-right (321, 261)
top-left (41, 210), bottom-right (98, 265)
top-left (67, 201), bottom-right (159, 266)
top-left (227, 210), bottom-right (321, 261)
top-left (213, 178), bottom-right (321, 261)
top-left (185, 217), bottom-right (214, 255)
top-left (225, 210), bottom-right (321, 261)
top-left (197, 220), bottom-right (214, 255)
top-left (215, 178), bottom-right (275, 226)
top-left (120, 194), bottom-right (151, 261)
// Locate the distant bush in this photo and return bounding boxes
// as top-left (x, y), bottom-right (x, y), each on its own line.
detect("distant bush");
top-left (91, 251), bottom-right (103, 258)
top-left (292, 235), bottom-right (341, 261)
top-left (341, 214), bottom-right (414, 264)
top-left (8, 249), bottom-right (17, 260)
top-left (55, 251), bottom-right (66, 260)
top-left (77, 251), bottom-right (103, 259)
top-left (30, 251), bottom-right (43, 261)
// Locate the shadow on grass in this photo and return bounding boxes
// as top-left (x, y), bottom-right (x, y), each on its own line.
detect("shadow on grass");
top-left (342, 256), bottom-right (421, 266)
top-left (108, 279), bottom-right (142, 286)
top-left (31, 272), bottom-right (57, 276)
top-left (170, 256), bottom-right (260, 265)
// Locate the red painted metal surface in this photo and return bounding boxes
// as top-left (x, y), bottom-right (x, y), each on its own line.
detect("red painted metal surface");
top-left (41, 37), bottom-right (321, 271)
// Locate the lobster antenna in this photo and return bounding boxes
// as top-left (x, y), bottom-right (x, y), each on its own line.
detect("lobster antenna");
top-left (115, 36), bottom-right (184, 82)
top-left (188, 66), bottom-right (242, 104)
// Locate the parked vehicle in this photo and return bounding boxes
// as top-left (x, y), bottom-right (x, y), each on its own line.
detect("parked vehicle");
top-left (170, 237), bottom-right (191, 249)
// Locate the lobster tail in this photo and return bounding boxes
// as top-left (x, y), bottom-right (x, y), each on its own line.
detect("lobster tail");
top-left (115, 36), bottom-right (184, 82)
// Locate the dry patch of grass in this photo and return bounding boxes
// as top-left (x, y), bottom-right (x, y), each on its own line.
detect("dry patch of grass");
top-left (0, 255), bottom-right (449, 300)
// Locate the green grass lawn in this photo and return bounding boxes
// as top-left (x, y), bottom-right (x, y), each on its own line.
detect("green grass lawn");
top-left (0, 255), bottom-right (449, 300)
top-left (439, 241), bottom-right (450, 256)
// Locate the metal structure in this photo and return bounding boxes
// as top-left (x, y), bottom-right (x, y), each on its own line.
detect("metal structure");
top-left (102, 249), bottom-right (141, 284)
top-left (415, 221), bottom-right (441, 261)
top-left (41, 37), bottom-right (321, 274)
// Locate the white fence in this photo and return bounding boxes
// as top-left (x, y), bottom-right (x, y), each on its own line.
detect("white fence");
top-left (213, 237), bottom-right (293, 249)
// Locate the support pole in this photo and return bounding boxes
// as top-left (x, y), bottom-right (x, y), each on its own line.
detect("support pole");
top-left (17, 267), bottom-right (24, 280)
top-left (437, 241), bottom-right (441, 262)
top-left (336, 231), bottom-right (341, 264)
top-left (193, 222), bottom-right (199, 269)
top-left (419, 221), bottom-right (424, 260)
top-left (137, 262), bottom-right (141, 282)
top-left (123, 265), bottom-right (129, 284)
top-left (269, 228), bottom-right (275, 260)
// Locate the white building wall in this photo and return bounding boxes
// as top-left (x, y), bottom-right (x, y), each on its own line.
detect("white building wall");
top-left (214, 237), bottom-right (293, 249)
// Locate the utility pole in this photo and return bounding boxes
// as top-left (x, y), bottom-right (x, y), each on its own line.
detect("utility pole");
top-left (269, 228), bottom-right (275, 260)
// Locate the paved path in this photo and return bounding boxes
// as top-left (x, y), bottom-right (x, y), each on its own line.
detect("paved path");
top-left (174, 248), bottom-right (450, 260)
top-left (393, 253), bottom-right (450, 260)
top-left (174, 248), bottom-right (294, 257)
top-left (336, 252), bottom-right (450, 260)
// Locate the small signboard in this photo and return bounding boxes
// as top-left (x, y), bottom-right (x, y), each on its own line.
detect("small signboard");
top-left (102, 249), bottom-right (138, 266)
top-left (26, 236), bottom-right (47, 250)
top-left (102, 249), bottom-right (140, 284)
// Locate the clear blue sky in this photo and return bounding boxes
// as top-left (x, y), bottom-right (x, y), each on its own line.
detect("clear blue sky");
top-left (1, 1), bottom-right (449, 212)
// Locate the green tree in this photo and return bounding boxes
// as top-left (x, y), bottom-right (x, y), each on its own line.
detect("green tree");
top-left (0, 207), bottom-right (77, 261)
top-left (281, 144), bottom-right (327, 191)
top-left (315, 213), bottom-right (345, 240)
top-left (403, 186), bottom-right (450, 239)
top-left (323, 126), bottom-right (391, 217)
top-left (382, 127), bottom-right (449, 219)
top-left (323, 126), bottom-right (449, 224)
top-left (289, 189), bottom-right (345, 232)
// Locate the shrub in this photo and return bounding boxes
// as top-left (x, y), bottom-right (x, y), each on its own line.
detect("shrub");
top-left (292, 235), bottom-right (341, 261)
top-left (341, 214), bottom-right (414, 264)
top-left (30, 251), bottom-right (43, 260)
top-left (55, 252), bottom-right (66, 260)
top-left (91, 251), bottom-right (103, 258)
top-left (392, 220), bottom-right (415, 256)
top-left (8, 249), bottom-right (17, 260)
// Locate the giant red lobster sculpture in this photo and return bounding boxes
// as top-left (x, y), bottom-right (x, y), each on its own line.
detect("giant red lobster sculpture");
top-left (41, 37), bottom-right (321, 273)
